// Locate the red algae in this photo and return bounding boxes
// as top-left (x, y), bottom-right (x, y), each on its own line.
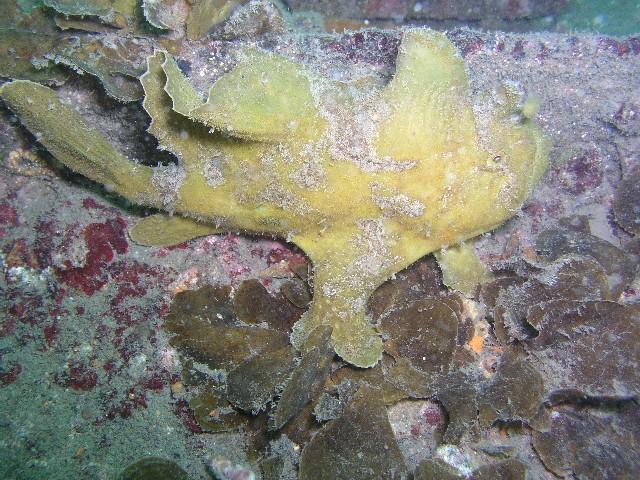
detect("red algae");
top-left (82, 197), bottom-right (111, 211)
top-left (57, 361), bottom-right (99, 391)
top-left (43, 321), bottom-right (59, 347)
top-left (173, 399), bottom-right (203, 434)
top-left (596, 36), bottom-right (640, 57)
top-left (0, 203), bottom-right (18, 226)
top-left (0, 364), bottom-right (23, 386)
top-left (105, 386), bottom-right (149, 419)
top-left (57, 218), bottom-right (128, 295)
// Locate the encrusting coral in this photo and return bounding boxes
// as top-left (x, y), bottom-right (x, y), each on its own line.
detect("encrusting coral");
top-left (0, 29), bottom-right (548, 367)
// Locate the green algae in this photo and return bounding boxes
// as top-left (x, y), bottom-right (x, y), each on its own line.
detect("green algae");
top-left (532, 403), bottom-right (640, 479)
top-left (165, 284), bottom-right (235, 326)
top-left (535, 228), bottom-right (634, 299)
top-left (493, 254), bottom-right (615, 343)
top-left (233, 279), bottom-right (303, 332)
top-left (0, 2), bottom-right (65, 83)
top-left (524, 300), bottom-right (640, 399)
top-left (415, 457), bottom-right (527, 480)
top-left (414, 459), bottom-right (464, 480)
top-left (1, 0), bottom-right (149, 100)
top-left (280, 277), bottom-right (312, 308)
top-left (163, 284), bottom-right (291, 371)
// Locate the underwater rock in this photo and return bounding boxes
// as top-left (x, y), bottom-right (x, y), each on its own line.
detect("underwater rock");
top-left (0, 29), bottom-right (549, 368)
top-left (186, 0), bottom-right (248, 39)
top-left (613, 166), bottom-right (640, 235)
top-left (415, 457), bottom-right (527, 480)
top-left (165, 285), bottom-right (235, 327)
top-left (608, 102), bottom-right (640, 136)
top-left (190, 388), bottom-right (247, 432)
top-left (298, 385), bottom-right (407, 480)
top-left (477, 351), bottom-right (545, 427)
top-left (379, 297), bottom-right (459, 375)
top-left (535, 228), bottom-right (635, 299)
top-left (44, 0), bottom-right (139, 29)
top-left (524, 300), bottom-right (640, 399)
top-left (388, 399), bottom-right (446, 471)
top-left (233, 279), bottom-right (303, 332)
top-left (207, 456), bottom-right (257, 480)
top-left (46, 35), bottom-right (150, 102)
top-left (0, 30), bottom-right (68, 85)
top-left (164, 289), bottom-right (290, 372)
top-left (226, 345), bottom-right (296, 413)
top-left (269, 325), bottom-right (333, 429)
top-left (117, 457), bottom-right (188, 480)
top-left (493, 255), bottom-right (613, 342)
top-left (555, 147), bottom-right (604, 195)
top-left (143, 0), bottom-right (190, 32)
top-left (532, 403), bottom-right (640, 479)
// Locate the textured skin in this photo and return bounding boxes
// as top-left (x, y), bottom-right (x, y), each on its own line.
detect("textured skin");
top-left (0, 29), bottom-right (548, 367)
